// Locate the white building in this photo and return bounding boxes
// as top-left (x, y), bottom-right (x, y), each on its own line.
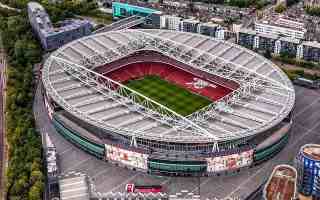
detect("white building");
top-left (255, 16), bottom-right (307, 40)
top-left (232, 23), bottom-right (243, 33)
top-left (274, 40), bottom-right (281, 55)
top-left (277, 0), bottom-right (287, 6)
top-left (215, 27), bottom-right (225, 40)
top-left (297, 44), bottom-right (304, 59)
top-left (160, 15), bottom-right (182, 31)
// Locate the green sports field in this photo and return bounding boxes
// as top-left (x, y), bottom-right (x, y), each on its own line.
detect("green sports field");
top-left (125, 75), bottom-right (212, 116)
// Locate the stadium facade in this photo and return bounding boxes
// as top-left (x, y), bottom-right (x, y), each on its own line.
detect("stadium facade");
top-left (41, 29), bottom-right (295, 176)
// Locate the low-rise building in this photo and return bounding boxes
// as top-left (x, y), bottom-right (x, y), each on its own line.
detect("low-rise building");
top-left (277, 37), bottom-right (300, 57)
top-left (255, 15), bottom-right (307, 40)
top-left (238, 29), bottom-right (256, 49)
top-left (198, 22), bottom-right (219, 37)
top-left (181, 18), bottom-right (200, 33)
top-left (238, 29), bottom-right (301, 58)
top-left (158, 14), bottom-right (227, 40)
top-left (27, 2), bottom-right (92, 51)
top-left (160, 15), bottom-right (182, 31)
top-left (302, 41), bottom-right (320, 62)
top-left (256, 33), bottom-right (278, 53)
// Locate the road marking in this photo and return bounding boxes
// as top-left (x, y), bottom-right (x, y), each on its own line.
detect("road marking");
top-left (108, 173), bottom-right (141, 192)
top-left (226, 118), bottom-right (320, 198)
top-left (291, 119), bottom-right (320, 148)
top-left (92, 167), bottom-right (112, 179)
top-left (190, 177), bottom-right (211, 194)
top-left (294, 87), bottom-right (306, 97)
top-left (160, 177), bottom-right (171, 185)
top-left (65, 157), bottom-right (92, 173)
top-left (294, 96), bottom-right (320, 119)
top-left (60, 147), bottom-right (73, 156)
top-left (225, 164), bottom-right (271, 198)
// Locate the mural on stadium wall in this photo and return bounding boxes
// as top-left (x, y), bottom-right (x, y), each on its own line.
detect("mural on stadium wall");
top-left (206, 150), bottom-right (254, 172)
top-left (105, 144), bottom-right (148, 170)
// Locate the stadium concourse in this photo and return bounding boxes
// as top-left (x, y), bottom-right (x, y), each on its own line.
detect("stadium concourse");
top-left (38, 29), bottom-right (300, 198)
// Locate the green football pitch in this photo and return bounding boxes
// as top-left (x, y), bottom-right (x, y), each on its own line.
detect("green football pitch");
top-left (125, 75), bottom-right (212, 116)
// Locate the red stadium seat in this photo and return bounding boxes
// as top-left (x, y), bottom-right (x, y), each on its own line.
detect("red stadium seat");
top-left (102, 57), bottom-right (237, 102)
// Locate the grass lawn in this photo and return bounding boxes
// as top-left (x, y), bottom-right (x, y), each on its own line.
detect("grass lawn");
top-left (125, 75), bottom-right (212, 116)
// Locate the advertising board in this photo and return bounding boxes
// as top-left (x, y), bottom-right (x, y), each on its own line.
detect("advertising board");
top-left (105, 144), bottom-right (148, 170)
top-left (44, 95), bottom-right (54, 120)
top-left (206, 150), bottom-right (253, 172)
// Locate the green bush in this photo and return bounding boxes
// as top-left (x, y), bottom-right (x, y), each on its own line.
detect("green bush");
top-left (274, 54), bottom-right (319, 70)
top-left (226, 0), bottom-right (268, 8)
top-left (281, 68), bottom-right (320, 80)
top-left (305, 6), bottom-right (320, 16)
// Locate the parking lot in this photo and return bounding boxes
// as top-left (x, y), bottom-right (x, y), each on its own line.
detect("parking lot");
top-left (34, 84), bottom-right (320, 199)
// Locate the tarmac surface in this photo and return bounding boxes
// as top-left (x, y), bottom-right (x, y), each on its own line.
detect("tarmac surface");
top-left (34, 83), bottom-right (320, 200)
top-left (0, 45), bottom-right (6, 197)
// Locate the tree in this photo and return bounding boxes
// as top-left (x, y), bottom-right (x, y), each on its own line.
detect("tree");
top-left (275, 3), bottom-right (286, 13)
top-left (264, 49), bottom-right (272, 59)
top-left (0, 11), bottom-right (44, 200)
top-left (28, 181), bottom-right (43, 200)
top-left (305, 6), bottom-right (320, 16)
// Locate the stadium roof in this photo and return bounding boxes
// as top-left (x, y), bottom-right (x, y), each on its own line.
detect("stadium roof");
top-left (42, 29), bottom-right (295, 147)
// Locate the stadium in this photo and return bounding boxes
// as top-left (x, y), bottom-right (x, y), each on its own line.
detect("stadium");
top-left (41, 29), bottom-right (295, 176)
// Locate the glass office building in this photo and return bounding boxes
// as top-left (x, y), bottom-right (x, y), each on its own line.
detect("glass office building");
top-left (112, 2), bottom-right (160, 18)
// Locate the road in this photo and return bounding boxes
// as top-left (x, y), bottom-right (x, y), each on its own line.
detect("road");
top-left (33, 82), bottom-right (320, 199)
top-left (0, 34), bottom-right (6, 199)
top-left (0, 2), bottom-right (20, 12)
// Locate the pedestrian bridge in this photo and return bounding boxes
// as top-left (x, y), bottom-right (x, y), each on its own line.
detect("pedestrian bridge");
top-left (93, 15), bottom-right (146, 34)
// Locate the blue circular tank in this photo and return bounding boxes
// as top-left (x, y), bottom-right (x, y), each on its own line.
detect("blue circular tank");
top-left (312, 163), bottom-right (320, 199)
top-left (295, 144), bottom-right (320, 196)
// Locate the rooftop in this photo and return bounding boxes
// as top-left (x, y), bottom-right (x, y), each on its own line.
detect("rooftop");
top-left (28, 2), bottom-right (53, 30)
top-left (279, 37), bottom-right (300, 44)
top-left (264, 165), bottom-right (297, 200)
top-left (302, 144), bottom-right (320, 161)
top-left (112, 2), bottom-right (161, 14)
top-left (43, 19), bottom-right (91, 36)
top-left (28, 2), bottom-right (91, 37)
top-left (240, 28), bottom-right (302, 43)
top-left (256, 15), bottom-right (306, 32)
top-left (183, 18), bottom-right (200, 24)
top-left (302, 41), bottom-right (320, 48)
top-left (258, 33), bottom-right (279, 40)
top-left (200, 22), bottom-right (219, 28)
top-left (239, 28), bottom-right (256, 35)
